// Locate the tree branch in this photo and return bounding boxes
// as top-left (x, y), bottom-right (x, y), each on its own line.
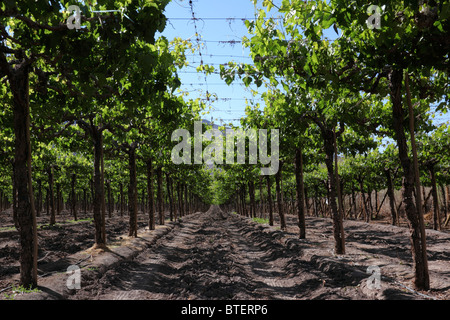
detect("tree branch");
top-left (77, 119), bottom-right (93, 135)
top-left (0, 52), bottom-right (13, 79)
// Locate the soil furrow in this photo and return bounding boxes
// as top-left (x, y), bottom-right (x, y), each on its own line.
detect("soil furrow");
top-left (2, 206), bottom-right (449, 300)
top-left (69, 209), bottom-right (373, 300)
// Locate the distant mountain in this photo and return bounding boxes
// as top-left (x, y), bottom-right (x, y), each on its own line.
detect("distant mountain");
top-left (201, 119), bottom-right (232, 134)
top-left (201, 119), bottom-right (221, 131)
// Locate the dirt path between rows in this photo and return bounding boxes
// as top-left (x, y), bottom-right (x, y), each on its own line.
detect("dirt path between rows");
top-left (64, 206), bottom-right (449, 300)
top-left (2, 205), bottom-right (449, 300)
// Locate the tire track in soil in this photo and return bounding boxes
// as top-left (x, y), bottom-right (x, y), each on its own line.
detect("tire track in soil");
top-left (71, 209), bottom-right (370, 300)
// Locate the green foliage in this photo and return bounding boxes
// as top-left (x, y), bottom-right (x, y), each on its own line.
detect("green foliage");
top-left (1, 0), bottom-right (449, 239)
top-left (252, 217), bottom-right (270, 224)
top-left (214, 0), bottom-right (449, 214)
top-left (3, 285), bottom-right (41, 300)
top-left (0, 1), bottom-right (215, 241)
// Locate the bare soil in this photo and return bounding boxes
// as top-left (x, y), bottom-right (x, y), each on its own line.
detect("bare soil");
top-left (1, 206), bottom-right (449, 300)
top-left (0, 209), bottom-right (149, 293)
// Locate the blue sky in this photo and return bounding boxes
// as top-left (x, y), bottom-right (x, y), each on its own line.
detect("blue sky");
top-left (158, 0), bottom-right (273, 127)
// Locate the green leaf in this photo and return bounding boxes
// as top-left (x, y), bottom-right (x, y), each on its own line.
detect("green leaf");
top-left (433, 21), bottom-right (444, 32)
top-left (243, 76), bottom-right (253, 87)
top-left (311, 52), bottom-right (318, 65)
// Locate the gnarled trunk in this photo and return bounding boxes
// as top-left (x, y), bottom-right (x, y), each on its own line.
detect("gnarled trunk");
top-left (11, 66), bottom-right (38, 288)
top-left (295, 147), bottom-right (306, 239)
top-left (428, 164), bottom-right (441, 231)
top-left (47, 166), bottom-right (56, 225)
top-left (156, 167), bottom-right (164, 225)
top-left (248, 181), bottom-right (256, 219)
top-left (71, 173), bottom-right (78, 221)
top-left (384, 168), bottom-right (398, 226)
top-left (177, 181), bottom-right (183, 218)
top-left (323, 129), bottom-right (345, 254)
top-left (147, 159), bottom-right (155, 230)
top-left (166, 174), bottom-right (174, 221)
top-left (92, 128), bottom-right (106, 247)
top-left (128, 149), bottom-right (138, 237)
top-left (390, 68), bottom-right (429, 290)
top-left (275, 163), bottom-right (286, 230)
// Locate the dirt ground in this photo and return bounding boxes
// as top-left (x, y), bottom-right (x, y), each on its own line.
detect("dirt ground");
top-left (0, 209), bottom-right (149, 293)
top-left (1, 206), bottom-right (449, 300)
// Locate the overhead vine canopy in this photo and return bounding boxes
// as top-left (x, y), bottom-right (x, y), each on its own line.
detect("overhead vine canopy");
top-left (0, 0), bottom-right (449, 295)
